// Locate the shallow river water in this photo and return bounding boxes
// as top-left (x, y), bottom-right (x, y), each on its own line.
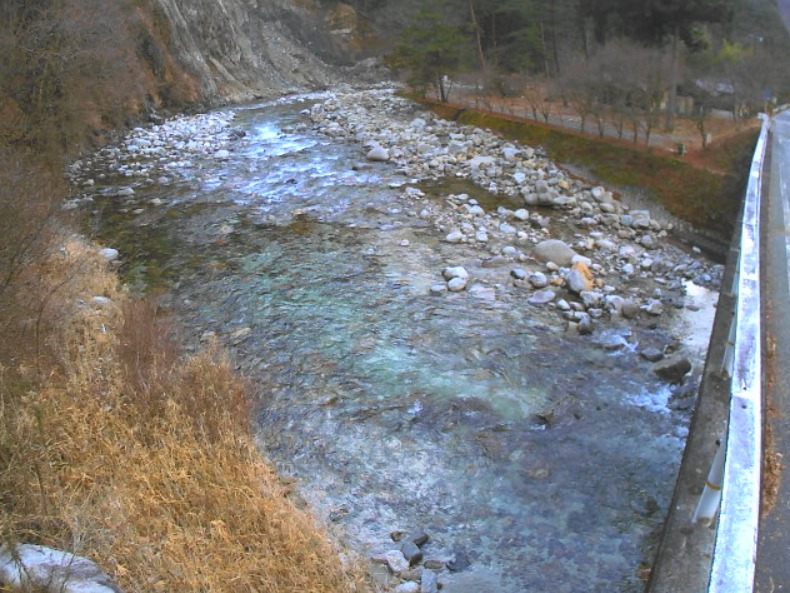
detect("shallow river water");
top-left (79, 95), bottom-right (714, 593)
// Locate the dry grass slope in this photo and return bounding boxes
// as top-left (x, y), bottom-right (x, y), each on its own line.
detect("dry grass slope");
top-left (0, 238), bottom-right (365, 593)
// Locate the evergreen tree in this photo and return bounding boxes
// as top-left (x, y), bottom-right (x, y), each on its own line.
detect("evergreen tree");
top-left (386, 0), bottom-right (472, 101)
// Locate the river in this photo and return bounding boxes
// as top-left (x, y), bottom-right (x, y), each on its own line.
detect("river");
top-left (70, 91), bottom-right (718, 593)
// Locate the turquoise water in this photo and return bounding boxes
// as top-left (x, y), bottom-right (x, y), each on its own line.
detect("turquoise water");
top-left (83, 97), bottom-right (699, 593)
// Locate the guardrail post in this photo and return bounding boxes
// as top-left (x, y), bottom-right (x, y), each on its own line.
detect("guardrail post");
top-left (720, 315), bottom-right (737, 377)
top-left (692, 441), bottom-right (725, 525)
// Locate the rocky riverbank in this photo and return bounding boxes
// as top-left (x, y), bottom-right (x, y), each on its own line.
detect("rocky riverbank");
top-left (66, 88), bottom-right (723, 593)
top-left (308, 88), bottom-right (722, 341)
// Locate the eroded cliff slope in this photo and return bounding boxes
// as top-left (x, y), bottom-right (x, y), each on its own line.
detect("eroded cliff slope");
top-left (154, 0), bottom-right (380, 104)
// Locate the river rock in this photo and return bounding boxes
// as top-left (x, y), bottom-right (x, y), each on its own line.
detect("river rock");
top-left (445, 231), bottom-right (465, 244)
top-left (99, 247), bottom-right (119, 262)
top-left (384, 550), bottom-right (410, 575)
top-left (653, 356), bottom-right (692, 384)
top-left (640, 234), bottom-right (657, 249)
top-left (366, 145), bottom-right (390, 161)
top-left (566, 262), bottom-right (593, 294)
top-left (533, 240), bottom-right (577, 266)
top-left (579, 290), bottom-right (604, 309)
top-left (639, 347), bottom-right (665, 362)
top-left (513, 208), bottom-right (529, 221)
top-left (421, 569), bottom-right (439, 593)
top-left (528, 272), bottom-right (548, 289)
top-left (400, 541), bottom-right (423, 566)
top-left (394, 583), bottom-right (419, 593)
top-left (528, 289), bottom-right (556, 305)
top-left (576, 313), bottom-right (594, 335)
top-left (510, 268), bottom-right (528, 281)
top-left (621, 300), bottom-right (640, 319)
top-left (447, 277), bottom-right (468, 292)
top-left (469, 155), bottom-right (496, 169)
top-left (598, 333), bottom-right (628, 351)
top-left (442, 266), bottom-right (469, 281)
top-left (643, 299), bottom-right (665, 316)
top-left (468, 285), bottom-right (496, 300)
top-left (0, 544), bottom-right (121, 593)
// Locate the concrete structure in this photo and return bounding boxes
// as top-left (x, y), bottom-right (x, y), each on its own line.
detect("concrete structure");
top-left (647, 110), bottom-right (790, 592)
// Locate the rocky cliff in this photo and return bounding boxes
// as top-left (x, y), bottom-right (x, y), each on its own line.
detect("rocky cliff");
top-left (153, 0), bottom-right (385, 104)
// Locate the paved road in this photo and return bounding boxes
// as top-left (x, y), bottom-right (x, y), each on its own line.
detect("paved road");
top-left (756, 109), bottom-right (790, 592)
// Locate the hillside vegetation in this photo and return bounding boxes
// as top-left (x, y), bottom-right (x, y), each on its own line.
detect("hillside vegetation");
top-left (0, 1), bottom-right (364, 591)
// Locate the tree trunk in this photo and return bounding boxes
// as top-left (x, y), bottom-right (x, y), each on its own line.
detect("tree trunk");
top-left (549, 1), bottom-right (561, 76)
top-left (468, 0), bottom-right (487, 75)
top-left (664, 24), bottom-right (679, 132)
top-left (540, 22), bottom-right (550, 77)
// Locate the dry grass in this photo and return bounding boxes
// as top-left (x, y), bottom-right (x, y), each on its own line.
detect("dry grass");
top-left (0, 237), bottom-right (366, 593)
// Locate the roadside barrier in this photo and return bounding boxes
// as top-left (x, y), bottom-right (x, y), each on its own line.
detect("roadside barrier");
top-left (703, 113), bottom-right (769, 593)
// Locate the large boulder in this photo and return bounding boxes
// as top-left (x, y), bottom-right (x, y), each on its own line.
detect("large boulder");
top-left (533, 240), bottom-right (578, 267)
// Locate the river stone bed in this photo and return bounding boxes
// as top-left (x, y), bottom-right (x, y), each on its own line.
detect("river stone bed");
top-left (67, 89), bottom-right (721, 593)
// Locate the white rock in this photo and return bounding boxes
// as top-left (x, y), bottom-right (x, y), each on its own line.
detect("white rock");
top-left (468, 155), bottom-right (496, 169)
top-left (442, 266), bottom-right (469, 281)
top-left (529, 272), bottom-right (548, 288)
top-left (445, 231), bottom-right (465, 243)
top-left (384, 550), bottom-right (410, 575)
top-left (513, 209), bottom-right (530, 221)
top-left (0, 544), bottom-right (119, 593)
top-left (528, 289), bottom-right (556, 305)
top-left (570, 254), bottom-right (592, 267)
top-left (502, 146), bottom-right (520, 160)
top-left (366, 145), bottom-right (390, 161)
top-left (447, 277), bottom-right (468, 292)
top-left (98, 248), bottom-right (119, 262)
top-left (394, 582), bottom-right (420, 593)
top-left (644, 299), bottom-right (665, 316)
top-left (90, 296), bottom-right (112, 307)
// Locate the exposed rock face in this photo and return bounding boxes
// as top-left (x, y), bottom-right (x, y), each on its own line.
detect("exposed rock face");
top-left (153, 0), bottom-right (377, 103)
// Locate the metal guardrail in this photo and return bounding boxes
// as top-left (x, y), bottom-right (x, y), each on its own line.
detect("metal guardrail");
top-left (704, 114), bottom-right (770, 593)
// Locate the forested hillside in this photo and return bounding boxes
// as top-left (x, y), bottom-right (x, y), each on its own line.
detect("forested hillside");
top-left (360, 0), bottom-right (790, 129)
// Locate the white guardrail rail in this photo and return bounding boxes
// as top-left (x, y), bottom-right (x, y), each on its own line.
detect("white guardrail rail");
top-left (702, 114), bottom-right (770, 593)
